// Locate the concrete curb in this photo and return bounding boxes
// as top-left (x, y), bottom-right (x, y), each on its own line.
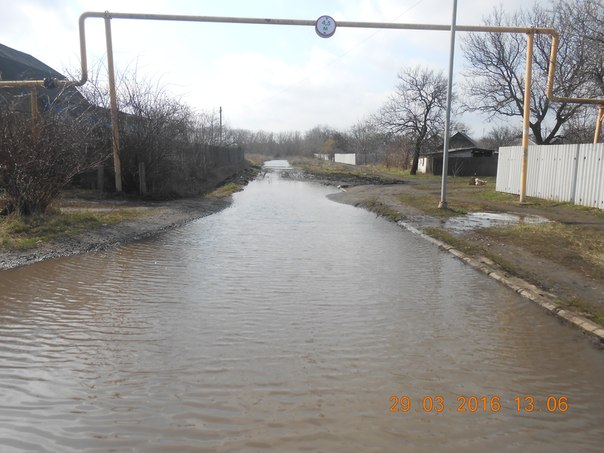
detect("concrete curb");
top-left (397, 220), bottom-right (604, 346)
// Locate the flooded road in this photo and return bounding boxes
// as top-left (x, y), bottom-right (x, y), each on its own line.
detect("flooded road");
top-left (1, 161), bottom-right (603, 452)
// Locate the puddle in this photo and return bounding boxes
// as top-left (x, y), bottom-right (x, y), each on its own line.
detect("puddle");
top-left (444, 212), bottom-right (550, 232)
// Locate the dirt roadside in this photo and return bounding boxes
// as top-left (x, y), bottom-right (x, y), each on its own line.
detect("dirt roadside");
top-left (288, 159), bottom-right (604, 341)
top-left (329, 183), bottom-right (604, 309)
top-left (326, 181), bottom-right (604, 340)
top-left (0, 196), bottom-right (231, 270)
top-left (0, 165), bottom-right (260, 270)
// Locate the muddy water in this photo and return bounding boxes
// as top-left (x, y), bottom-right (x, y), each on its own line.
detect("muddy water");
top-left (1, 161), bottom-right (603, 452)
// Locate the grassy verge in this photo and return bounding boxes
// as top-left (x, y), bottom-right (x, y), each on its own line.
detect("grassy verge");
top-left (480, 223), bottom-right (604, 281)
top-left (208, 182), bottom-right (244, 198)
top-left (208, 164), bottom-right (261, 198)
top-left (424, 227), bottom-right (484, 255)
top-left (291, 158), bottom-right (410, 183)
top-left (0, 168), bottom-right (259, 252)
top-left (423, 226), bottom-right (521, 276)
top-left (397, 193), bottom-right (469, 217)
top-left (0, 209), bottom-right (152, 250)
top-left (358, 200), bottom-right (406, 222)
top-left (557, 298), bottom-right (604, 326)
top-left (405, 177), bottom-right (604, 217)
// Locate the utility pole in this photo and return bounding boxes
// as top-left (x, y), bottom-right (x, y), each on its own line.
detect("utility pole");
top-left (219, 106), bottom-right (223, 145)
top-left (438, 0), bottom-right (458, 209)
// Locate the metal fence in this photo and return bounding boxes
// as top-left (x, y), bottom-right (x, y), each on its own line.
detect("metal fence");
top-left (496, 143), bottom-right (604, 209)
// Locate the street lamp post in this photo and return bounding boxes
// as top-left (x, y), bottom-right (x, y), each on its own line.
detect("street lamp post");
top-left (439, 0), bottom-right (458, 209)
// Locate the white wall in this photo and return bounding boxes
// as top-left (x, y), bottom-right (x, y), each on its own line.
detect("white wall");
top-left (334, 153), bottom-right (356, 165)
top-left (497, 143), bottom-right (604, 209)
top-left (418, 157), bottom-right (428, 173)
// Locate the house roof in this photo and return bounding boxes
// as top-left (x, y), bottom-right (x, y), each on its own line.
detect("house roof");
top-left (0, 43), bottom-right (64, 81)
top-left (422, 131), bottom-right (494, 156)
top-left (449, 131), bottom-right (478, 149)
top-left (0, 42), bottom-right (88, 111)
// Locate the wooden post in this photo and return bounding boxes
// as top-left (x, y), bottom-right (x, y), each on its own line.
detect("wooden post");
top-left (97, 165), bottom-right (104, 193)
top-left (31, 87), bottom-right (39, 138)
top-left (139, 162), bottom-right (147, 196)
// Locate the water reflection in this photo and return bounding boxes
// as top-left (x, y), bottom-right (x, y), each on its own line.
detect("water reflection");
top-left (0, 161), bottom-right (603, 452)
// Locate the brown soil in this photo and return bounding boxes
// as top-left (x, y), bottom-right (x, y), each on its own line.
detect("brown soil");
top-left (328, 182), bottom-right (604, 317)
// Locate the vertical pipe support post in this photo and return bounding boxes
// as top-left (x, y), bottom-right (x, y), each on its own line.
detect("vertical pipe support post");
top-left (519, 32), bottom-right (534, 204)
top-left (594, 104), bottom-right (604, 144)
top-left (104, 12), bottom-right (123, 193)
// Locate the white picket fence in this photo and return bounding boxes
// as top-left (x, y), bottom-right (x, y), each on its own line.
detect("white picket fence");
top-left (496, 143), bottom-right (604, 210)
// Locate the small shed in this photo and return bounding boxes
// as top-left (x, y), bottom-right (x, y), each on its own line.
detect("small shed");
top-left (418, 132), bottom-right (497, 176)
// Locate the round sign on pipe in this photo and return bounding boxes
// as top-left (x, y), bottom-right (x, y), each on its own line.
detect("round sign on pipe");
top-left (315, 15), bottom-right (336, 38)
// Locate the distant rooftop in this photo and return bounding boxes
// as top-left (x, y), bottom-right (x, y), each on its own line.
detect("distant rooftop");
top-left (0, 42), bottom-right (87, 112)
top-left (0, 42), bottom-right (65, 82)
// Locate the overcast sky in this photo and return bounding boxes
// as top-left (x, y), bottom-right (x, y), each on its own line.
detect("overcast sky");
top-left (1, 0), bottom-right (542, 136)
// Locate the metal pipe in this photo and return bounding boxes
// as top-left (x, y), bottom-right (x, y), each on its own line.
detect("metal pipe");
top-left (77, 12), bottom-right (89, 86)
top-left (545, 31), bottom-right (604, 105)
top-left (520, 32), bottom-right (535, 204)
top-left (439, 0), bottom-right (458, 210)
top-left (104, 13), bottom-right (123, 193)
top-left (2, 11), bottom-right (603, 196)
top-left (545, 31), bottom-right (560, 102)
top-left (0, 80), bottom-right (46, 88)
top-left (0, 12), bottom-right (598, 110)
top-left (78, 11), bottom-right (559, 34)
top-left (0, 14), bottom-right (562, 91)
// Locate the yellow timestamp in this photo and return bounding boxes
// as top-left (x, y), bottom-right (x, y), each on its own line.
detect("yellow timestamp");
top-left (389, 395), bottom-right (569, 414)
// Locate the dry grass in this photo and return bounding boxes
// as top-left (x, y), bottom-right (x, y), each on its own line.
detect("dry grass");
top-left (0, 209), bottom-right (152, 250)
top-left (291, 158), bottom-right (409, 182)
top-left (358, 200), bottom-right (406, 222)
top-left (481, 223), bottom-right (604, 281)
top-left (208, 182), bottom-right (244, 198)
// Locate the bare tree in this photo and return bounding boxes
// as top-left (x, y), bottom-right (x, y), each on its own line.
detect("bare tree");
top-left (348, 119), bottom-right (387, 165)
top-left (478, 125), bottom-right (519, 150)
top-left (377, 66), bottom-right (447, 175)
top-left (116, 72), bottom-right (192, 193)
top-left (302, 126), bottom-right (338, 157)
top-left (461, 1), bottom-right (600, 144)
top-left (560, 109), bottom-right (599, 143)
top-left (0, 104), bottom-right (108, 215)
top-left (569, 0), bottom-right (604, 95)
top-left (192, 110), bottom-right (223, 146)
